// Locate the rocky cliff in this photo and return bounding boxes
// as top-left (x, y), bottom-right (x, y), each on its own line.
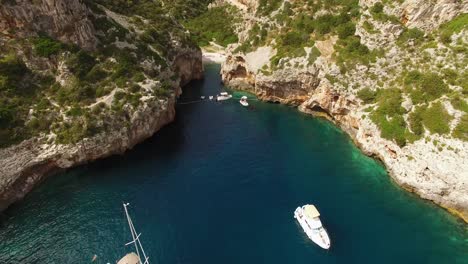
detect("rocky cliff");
top-left (0, 0), bottom-right (97, 50)
top-left (220, 0), bottom-right (468, 221)
top-left (0, 0), bottom-right (202, 211)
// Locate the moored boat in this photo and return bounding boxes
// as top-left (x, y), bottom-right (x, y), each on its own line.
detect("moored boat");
top-left (294, 204), bottom-right (331, 249)
top-left (239, 96), bottom-right (249, 107)
top-left (217, 92), bottom-right (232, 101)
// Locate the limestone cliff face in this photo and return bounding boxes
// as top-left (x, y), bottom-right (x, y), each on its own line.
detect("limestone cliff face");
top-left (0, 97), bottom-right (174, 212)
top-left (222, 54), bottom-right (320, 105)
top-left (0, 0), bottom-right (203, 212)
top-left (360, 0), bottom-right (468, 31)
top-left (222, 54), bottom-right (468, 221)
top-left (0, 0), bottom-right (97, 50)
top-left (173, 50), bottom-right (204, 86)
top-left (299, 83), bottom-right (468, 222)
top-left (0, 50), bottom-right (202, 212)
top-left (220, 0), bottom-right (468, 221)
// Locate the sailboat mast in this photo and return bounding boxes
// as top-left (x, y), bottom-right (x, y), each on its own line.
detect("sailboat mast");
top-left (123, 203), bottom-right (150, 264)
top-left (123, 203), bottom-right (142, 261)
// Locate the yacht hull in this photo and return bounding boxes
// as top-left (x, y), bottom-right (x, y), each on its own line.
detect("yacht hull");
top-left (294, 206), bottom-right (331, 249)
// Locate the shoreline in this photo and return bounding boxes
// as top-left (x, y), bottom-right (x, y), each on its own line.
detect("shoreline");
top-left (202, 44), bottom-right (227, 64)
top-left (202, 51), bottom-right (227, 64)
top-left (215, 50), bottom-right (468, 224)
top-left (0, 52), bottom-right (203, 214)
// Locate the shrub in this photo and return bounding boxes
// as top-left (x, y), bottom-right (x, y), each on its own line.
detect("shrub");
top-left (184, 6), bottom-right (239, 47)
top-left (420, 73), bottom-right (449, 101)
top-left (421, 102), bottom-right (452, 135)
top-left (32, 35), bottom-right (62, 57)
top-left (453, 114), bottom-right (468, 141)
top-left (67, 106), bottom-right (84, 117)
top-left (450, 95), bottom-right (468, 113)
top-left (405, 71), bottom-right (449, 104)
top-left (67, 50), bottom-right (97, 78)
top-left (257, 0), bottom-right (282, 15)
top-left (357, 87), bottom-right (378, 104)
top-left (370, 88), bottom-right (408, 146)
top-left (335, 36), bottom-right (383, 69)
top-left (398, 28), bottom-right (425, 46)
top-left (370, 2), bottom-right (384, 14)
top-left (308, 47), bottom-right (321, 65)
top-left (408, 105), bottom-right (425, 136)
top-left (438, 14), bottom-right (468, 43)
top-left (371, 111), bottom-right (407, 146)
top-left (337, 22), bottom-right (356, 39)
top-left (85, 66), bottom-right (107, 82)
top-left (0, 54), bottom-right (30, 95)
top-left (362, 21), bottom-right (377, 34)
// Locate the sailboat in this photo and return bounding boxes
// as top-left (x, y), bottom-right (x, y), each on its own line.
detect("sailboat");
top-left (117, 203), bottom-right (150, 264)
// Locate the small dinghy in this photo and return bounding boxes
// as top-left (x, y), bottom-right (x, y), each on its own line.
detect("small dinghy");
top-left (209, 96), bottom-right (214, 100)
top-left (294, 204), bottom-right (331, 249)
top-left (239, 96), bottom-right (249, 107)
top-left (217, 92), bottom-right (232, 101)
top-left (201, 96), bottom-right (205, 100)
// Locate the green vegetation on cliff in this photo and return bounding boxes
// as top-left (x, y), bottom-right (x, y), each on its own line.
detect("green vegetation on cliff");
top-left (184, 5), bottom-right (239, 47)
top-left (0, 53), bottom-right (55, 147)
top-left (0, 0), bottom-right (199, 148)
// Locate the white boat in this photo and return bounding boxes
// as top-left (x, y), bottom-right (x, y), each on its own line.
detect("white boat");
top-left (209, 96), bottom-right (214, 100)
top-left (201, 96), bottom-right (205, 100)
top-left (217, 92), bottom-right (232, 101)
top-left (239, 96), bottom-right (249, 107)
top-left (116, 203), bottom-right (150, 264)
top-left (294, 204), bottom-right (331, 249)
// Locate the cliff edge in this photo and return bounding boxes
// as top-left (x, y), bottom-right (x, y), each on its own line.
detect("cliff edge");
top-left (0, 0), bottom-right (202, 212)
top-left (219, 0), bottom-right (468, 221)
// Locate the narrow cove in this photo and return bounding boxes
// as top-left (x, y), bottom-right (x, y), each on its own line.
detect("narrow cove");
top-left (0, 64), bottom-right (466, 264)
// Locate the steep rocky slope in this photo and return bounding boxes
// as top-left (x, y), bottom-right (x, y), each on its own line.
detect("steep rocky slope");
top-left (0, 0), bottom-right (202, 211)
top-left (218, 0), bottom-right (468, 221)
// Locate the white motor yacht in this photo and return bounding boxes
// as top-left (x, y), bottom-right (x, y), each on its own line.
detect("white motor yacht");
top-left (217, 92), bottom-right (232, 101)
top-left (294, 204), bottom-right (331, 249)
top-left (239, 96), bottom-right (249, 107)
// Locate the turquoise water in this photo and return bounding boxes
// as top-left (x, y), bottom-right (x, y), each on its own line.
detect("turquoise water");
top-left (0, 64), bottom-right (467, 263)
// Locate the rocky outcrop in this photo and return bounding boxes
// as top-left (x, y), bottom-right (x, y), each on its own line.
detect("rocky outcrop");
top-left (0, 0), bottom-right (97, 50)
top-left (173, 50), bottom-right (204, 86)
top-left (0, 97), bottom-right (174, 212)
top-left (397, 0), bottom-right (468, 31)
top-left (219, 0), bottom-right (468, 222)
top-left (0, 49), bottom-right (202, 212)
top-left (299, 83), bottom-right (468, 222)
top-left (222, 50), bottom-right (468, 221)
top-left (222, 48), bottom-right (321, 105)
top-left (359, 0), bottom-right (468, 32)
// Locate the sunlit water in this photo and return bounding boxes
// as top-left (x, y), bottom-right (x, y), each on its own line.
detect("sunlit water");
top-left (0, 64), bottom-right (467, 264)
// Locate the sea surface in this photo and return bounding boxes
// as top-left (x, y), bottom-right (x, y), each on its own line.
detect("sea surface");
top-left (0, 64), bottom-right (467, 264)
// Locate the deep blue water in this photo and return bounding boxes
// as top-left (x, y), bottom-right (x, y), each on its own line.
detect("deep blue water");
top-left (0, 64), bottom-right (467, 264)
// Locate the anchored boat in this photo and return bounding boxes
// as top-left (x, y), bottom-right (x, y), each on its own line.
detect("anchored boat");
top-left (294, 204), bottom-right (331, 249)
top-left (117, 203), bottom-right (150, 264)
top-left (239, 96), bottom-right (249, 107)
top-left (217, 92), bottom-right (232, 101)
